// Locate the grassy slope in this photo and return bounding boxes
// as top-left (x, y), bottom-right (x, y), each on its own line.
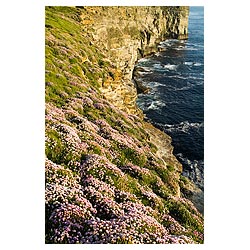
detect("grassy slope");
top-left (45, 6), bottom-right (203, 244)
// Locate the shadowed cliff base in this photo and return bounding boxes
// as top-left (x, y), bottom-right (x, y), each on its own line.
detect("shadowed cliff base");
top-left (45, 6), bottom-right (203, 244)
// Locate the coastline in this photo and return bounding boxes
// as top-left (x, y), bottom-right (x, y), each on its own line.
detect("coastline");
top-left (92, 4), bottom-right (204, 214)
top-left (45, 6), bottom-right (204, 243)
top-left (133, 62), bottom-right (204, 214)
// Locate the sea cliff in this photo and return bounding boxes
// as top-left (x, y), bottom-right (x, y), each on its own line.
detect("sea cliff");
top-left (80, 6), bottom-right (189, 115)
top-left (45, 6), bottom-right (203, 244)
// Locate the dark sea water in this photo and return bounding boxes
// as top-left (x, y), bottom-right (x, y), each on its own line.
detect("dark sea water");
top-left (135, 7), bottom-right (204, 190)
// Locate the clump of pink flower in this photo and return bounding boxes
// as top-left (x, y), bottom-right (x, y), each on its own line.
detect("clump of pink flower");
top-left (45, 30), bottom-right (204, 243)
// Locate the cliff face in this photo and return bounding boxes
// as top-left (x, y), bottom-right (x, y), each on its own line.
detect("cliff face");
top-left (45, 6), bottom-right (203, 244)
top-left (80, 6), bottom-right (189, 114)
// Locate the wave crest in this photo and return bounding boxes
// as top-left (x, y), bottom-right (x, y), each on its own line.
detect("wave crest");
top-left (163, 121), bottom-right (204, 134)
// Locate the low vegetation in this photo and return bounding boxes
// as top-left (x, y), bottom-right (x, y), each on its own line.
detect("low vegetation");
top-left (45, 6), bottom-right (204, 244)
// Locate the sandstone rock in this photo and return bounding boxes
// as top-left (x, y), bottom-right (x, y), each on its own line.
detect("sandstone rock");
top-left (79, 6), bottom-right (189, 114)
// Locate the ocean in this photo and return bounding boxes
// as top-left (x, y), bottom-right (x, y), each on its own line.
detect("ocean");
top-left (135, 6), bottom-right (204, 190)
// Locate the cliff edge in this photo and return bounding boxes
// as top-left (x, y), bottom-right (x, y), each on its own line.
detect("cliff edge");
top-left (80, 6), bottom-right (189, 115)
top-left (45, 6), bottom-right (203, 244)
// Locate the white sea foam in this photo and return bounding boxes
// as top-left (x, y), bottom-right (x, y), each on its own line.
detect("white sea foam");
top-left (184, 62), bottom-right (202, 66)
top-left (164, 64), bottom-right (178, 70)
top-left (138, 58), bottom-right (150, 63)
top-left (184, 61), bottom-right (193, 66)
top-left (158, 40), bottom-right (172, 47)
top-left (193, 62), bottom-right (203, 66)
top-left (164, 121), bottom-right (204, 134)
top-left (138, 66), bottom-right (153, 72)
top-left (148, 81), bottom-right (164, 88)
top-left (188, 76), bottom-right (204, 80)
top-left (186, 47), bottom-right (199, 51)
top-left (160, 39), bottom-right (183, 45)
top-left (147, 100), bottom-right (166, 110)
top-left (153, 63), bottom-right (163, 69)
top-left (175, 47), bottom-right (198, 51)
top-left (137, 71), bottom-right (152, 75)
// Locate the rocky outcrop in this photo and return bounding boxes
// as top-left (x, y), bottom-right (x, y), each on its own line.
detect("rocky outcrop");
top-left (80, 6), bottom-right (189, 115)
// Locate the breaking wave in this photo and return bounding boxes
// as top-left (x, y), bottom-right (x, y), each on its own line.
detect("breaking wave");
top-left (138, 99), bottom-right (165, 111)
top-left (161, 121), bottom-right (204, 134)
top-left (164, 63), bottom-right (178, 70)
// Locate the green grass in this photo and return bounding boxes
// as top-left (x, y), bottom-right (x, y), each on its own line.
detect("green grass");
top-left (45, 7), bottom-right (108, 108)
top-left (167, 199), bottom-right (203, 232)
top-left (45, 129), bottom-right (64, 164)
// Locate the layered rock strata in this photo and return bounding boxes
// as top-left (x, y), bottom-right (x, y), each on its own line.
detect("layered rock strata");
top-left (80, 6), bottom-right (189, 115)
